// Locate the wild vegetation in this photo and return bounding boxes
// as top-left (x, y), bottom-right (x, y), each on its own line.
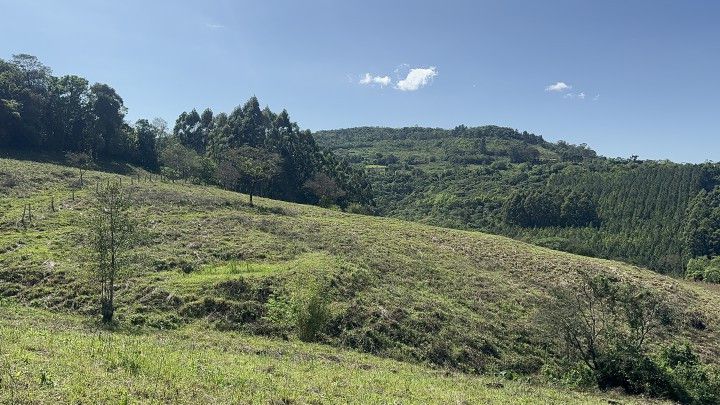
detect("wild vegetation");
top-left (315, 126), bottom-right (720, 275)
top-left (545, 273), bottom-right (720, 402)
top-left (0, 303), bottom-right (654, 404)
top-left (2, 157), bottom-right (720, 402)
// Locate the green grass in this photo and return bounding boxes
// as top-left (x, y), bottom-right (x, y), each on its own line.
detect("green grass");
top-left (157, 252), bottom-right (341, 295)
top-left (1, 156), bottom-right (718, 402)
top-left (0, 302), bottom-right (660, 404)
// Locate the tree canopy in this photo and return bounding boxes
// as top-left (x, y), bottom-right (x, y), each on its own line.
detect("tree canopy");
top-left (0, 54), bottom-right (375, 211)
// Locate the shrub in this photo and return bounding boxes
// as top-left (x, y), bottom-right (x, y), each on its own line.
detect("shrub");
top-left (544, 273), bottom-right (676, 398)
top-left (655, 343), bottom-right (720, 404)
top-left (490, 159), bottom-right (509, 170)
top-left (685, 257), bottom-right (720, 283)
top-left (532, 237), bottom-right (568, 251)
top-left (545, 274), bottom-right (720, 403)
top-left (706, 267), bottom-right (720, 283)
top-left (685, 257), bottom-right (710, 281)
top-left (346, 203), bottom-right (374, 215)
top-left (264, 292), bottom-right (295, 331)
top-left (295, 287), bottom-right (330, 342)
top-left (593, 348), bottom-right (675, 397)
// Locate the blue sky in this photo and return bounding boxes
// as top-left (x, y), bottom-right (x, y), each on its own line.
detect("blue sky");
top-left (2, 0), bottom-right (719, 162)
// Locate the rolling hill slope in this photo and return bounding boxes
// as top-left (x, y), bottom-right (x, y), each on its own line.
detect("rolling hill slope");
top-left (0, 302), bottom-right (658, 404)
top-left (1, 156), bottom-right (719, 402)
top-left (315, 126), bottom-right (718, 274)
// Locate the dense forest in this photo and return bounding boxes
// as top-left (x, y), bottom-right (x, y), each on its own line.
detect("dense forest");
top-left (315, 126), bottom-right (720, 275)
top-left (0, 54), bottom-right (373, 209)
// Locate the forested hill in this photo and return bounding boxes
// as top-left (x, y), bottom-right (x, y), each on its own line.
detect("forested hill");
top-left (315, 126), bottom-right (720, 275)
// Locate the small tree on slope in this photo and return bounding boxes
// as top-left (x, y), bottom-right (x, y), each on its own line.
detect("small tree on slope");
top-left (86, 182), bottom-right (137, 323)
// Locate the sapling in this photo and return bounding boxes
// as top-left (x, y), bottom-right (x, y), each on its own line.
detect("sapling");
top-left (86, 182), bottom-right (137, 323)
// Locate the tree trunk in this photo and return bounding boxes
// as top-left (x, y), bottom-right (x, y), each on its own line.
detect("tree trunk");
top-left (104, 205), bottom-right (117, 324)
top-left (249, 181), bottom-right (256, 206)
top-left (101, 296), bottom-right (114, 323)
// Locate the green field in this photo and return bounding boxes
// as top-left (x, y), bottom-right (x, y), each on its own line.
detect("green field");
top-left (1, 156), bottom-right (718, 402)
top-left (1, 302), bottom-right (664, 404)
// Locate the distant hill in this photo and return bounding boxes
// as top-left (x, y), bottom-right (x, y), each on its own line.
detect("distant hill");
top-left (315, 126), bottom-right (719, 274)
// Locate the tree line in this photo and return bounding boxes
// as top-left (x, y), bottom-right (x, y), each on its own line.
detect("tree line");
top-left (0, 54), bottom-right (374, 210)
top-left (1, 54), bottom-right (144, 163)
top-left (166, 98), bottom-right (373, 208)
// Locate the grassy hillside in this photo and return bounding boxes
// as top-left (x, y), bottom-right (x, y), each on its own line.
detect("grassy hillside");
top-left (0, 302), bottom-right (659, 404)
top-left (315, 126), bottom-right (717, 274)
top-left (1, 157), bottom-right (719, 401)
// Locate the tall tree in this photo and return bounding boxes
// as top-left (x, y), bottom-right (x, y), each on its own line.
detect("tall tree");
top-left (303, 172), bottom-right (346, 207)
top-left (88, 83), bottom-right (127, 159)
top-left (134, 119), bottom-right (159, 170)
top-left (561, 191), bottom-right (599, 227)
top-left (8, 54), bottom-right (52, 148)
top-left (51, 75), bottom-right (90, 152)
top-left (216, 146), bottom-right (282, 205)
top-left (173, 109), bottom-right (204, 153)
top-left (237, 96), bottom-right (265, 146)
top-left (159, 139), bottom-right (201, 181)
top-left (684, 187), bottom-right (720, 258)
top-left (207, 112), bottom-right (230, 158)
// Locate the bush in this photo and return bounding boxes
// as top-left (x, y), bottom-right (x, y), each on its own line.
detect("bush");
top-left (685, 257), bottom-right (720, 283)
top-left (346, 203), bottom-right (374, 215)
top-left (655, 343), bottom-right (720, 404)
top-left (264, 292), bottom-right (295, 331)
top-left (686, 257), bottom-right (710, 281)
top-left (295, 287), bottom-right (330, 342)
top-left (594, 348), bottom-right (675, 397)
top-left (490, 159), bottom-right (509, 170)
top-left (532, 236), bottom-right (568, 251)
top-left (545, 274), bottom-right (720, 403)
top-left (706, 267), bottom-right (720, 283)
top-left (545, 273), bottom-right (672, 397)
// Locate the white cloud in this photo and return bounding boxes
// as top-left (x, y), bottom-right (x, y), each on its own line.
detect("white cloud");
top-left (395, 67), bottom-right (438, 91)
top-left (359, 73), bottom-right (392, 87)
top-left (564, 92), bottom-right (585, 100)
top-left (206, 23), bottom-right (225, 29)
top-left (545, 81), bottom-right (571, 92)
top-left (546, 82), bottom-right (598, 101)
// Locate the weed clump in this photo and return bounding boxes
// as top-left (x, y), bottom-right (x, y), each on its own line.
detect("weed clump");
top-left (263, 283), bottom-right (330, 342)
top-left (296, 287), bottom-right (330, 342)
